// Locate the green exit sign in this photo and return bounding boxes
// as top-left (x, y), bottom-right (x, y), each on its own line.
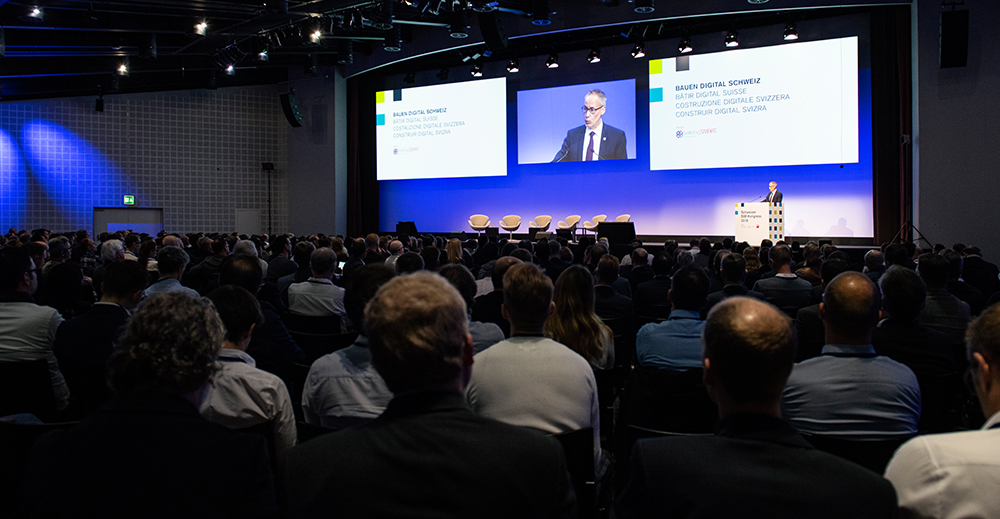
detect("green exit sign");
top-left (123, 195), bottom-right (135, 206)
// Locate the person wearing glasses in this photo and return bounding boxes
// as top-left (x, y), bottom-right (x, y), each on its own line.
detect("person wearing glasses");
top-left (552, 89), bottom-right (628, 162)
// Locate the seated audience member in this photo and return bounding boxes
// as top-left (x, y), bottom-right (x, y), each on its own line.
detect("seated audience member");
top-left (918, 252), bottom-right (972, 347)
top-left (471, 256), bottom-right (523, 338)
top-left (704, 253), bottom-right (764, 316)
top-left (794, 243), bottom-right (823, 286)
top-left (594, 254), bottom-right (636, 336)
top-left (219, 254), bottom-right (305, 369)
top-left (122, 234), bottom-right (141, 261)
top-left (302, 264), bottom-right (397, 429)
top-left (394, 251), bottom-right (424, 274)
top-left (144, 246), bottom-right (200, 299)
top-left (540, 239), bottom-right (571, 282)
top-left (22, 293), bottom-right (276, 517)
top-left (287, 272), bottom-right (574, 518)
top-left (634, 252), bottom-right (673, 311)
top-left (615, 297), bottom-right (899, 519)
top-left (42, 236), bottom-right (72, 278)
top-left (35, 259), bottom-right (93, 320)
top-left (266, 235), bottom-right (296, 282)
top-left (341, 238), bottom-right (367, 281)
top-left (885, 303), bottom-right (1000, 518)
top-left (438, 264), bottom-right (505, 355)
top-left (753, 244), bottom-right (814, 317)
top-left (287, 247), bottom-right (346, 326)
top-left (743, 246), bottom-right (766, 288)
top-left (621, 248), bottom-right (654, 296)
top-left (960, 246), bottom-right (1000, 300)
top-left (363, 233), bottom-right (387, 264)
top-left (794, 259), bottom-right (852, 362)
top-left (0, 247), bottom-right (69, 412)
top-left (383, 239), bottom-right (404, 268)
top-left (277, 240), bottom-right (316, 305)
top-left (53, 261), bottom-right (148, 417)
top-left (783, 272), bottom-right (921, 439)
top-left (865, 249), bottom-right (887, 283)
top-left (466, 262), bottom-right (606, 481)
top-left (545, 265), bottom-right (615, 370)
top-left (234, 239), bottom-right (269, 279)
top-left (202, 286), bottom-right (296, 464)
top-left (91, 239), bottom-right (125, 299)
top-left (635, 266), bottom-right (709, 370)
top-left (942, 248), bottom-right (986, 315)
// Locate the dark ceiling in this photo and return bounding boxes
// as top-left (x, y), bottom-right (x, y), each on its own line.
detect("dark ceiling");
top-left (0, 0), bottom-right (902, 101)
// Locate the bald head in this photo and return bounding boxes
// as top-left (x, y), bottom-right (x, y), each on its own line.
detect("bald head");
top-left (822, 271), bottom-right (881, 340)
top-left (704, 297), bottom-right (796, 406)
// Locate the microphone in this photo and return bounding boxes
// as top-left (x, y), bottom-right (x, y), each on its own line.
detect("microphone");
top-left (551, 147), bottom-right (569, 163)
top-left (746, 194), bottom-right (765, 203)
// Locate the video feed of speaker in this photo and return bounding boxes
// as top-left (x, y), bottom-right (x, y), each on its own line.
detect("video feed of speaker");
top-left (517, 79), bottom-right (637, 164)
top-left (375, 77), bottom-right (507, 181)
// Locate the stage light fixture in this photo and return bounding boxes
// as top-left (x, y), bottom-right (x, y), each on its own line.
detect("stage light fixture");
top-left (427, 0), bottom-right (444, 15)
top-left (725, 30), bottom-right (739, 48)
top-left (450, 14), bottom-right (468, 38)
top-left (384, 27), bottom-right (402, 52)
top-left (506, 58), bottom-right (519, 73)
top-left (28, 6), bottom-right (43, 20)
top-left (337, 40), bottom-right (354, 64)
top-left (631, 42), bottom-right (645, 58)
top-left (783, 23), bottom-right (799, 41)
top-left (532, 0), bottom-right (551, 26)
top-left (257, 44), bottom-right (269, 62)
top-left (436, 68), bottom-right (449, 80)
top-left (310, 29), bottom-right (322, 43)
top-left (95, 95), bottom-right (104, 112)
top-left (634, 0), bottom-right (654, 14)
top-left (587, 48), bottom-right (601, 63)
top-left (679, 36), bottom-right (693, 54)
top-left (545, 53), bottom-right (558, 68)
top-left (372, 1), bottom-right (394, 30)
top-left (115, 59), bottom-right (129, 77)
top-left (349, 10), bottom-right (365, 30)
top-left (404, 72), bottom-right (416, 84)
top-left (225, 64), bottom-right (235, 76)
top-left (471, 63), bottom-right (483, 77)
top-left (195, 21), bottom-right (208, 36)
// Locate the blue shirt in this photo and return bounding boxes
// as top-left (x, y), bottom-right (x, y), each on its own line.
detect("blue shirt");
top-left (782, 343), bottom-right (921, 439)
top-left (635, 309), bottom-right (705, 370)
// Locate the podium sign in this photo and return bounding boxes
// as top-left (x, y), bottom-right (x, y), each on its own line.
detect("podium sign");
top-left (735, 202), bottom-right (784, 244)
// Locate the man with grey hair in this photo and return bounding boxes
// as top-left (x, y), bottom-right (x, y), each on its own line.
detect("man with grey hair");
top-left (885, 303), bottom-right (1000, 518)
top-left (288, 247), bottom-right (346, 325)
top-left (552, 88), bottom-right (628, 162)
top-left (288, 272), bottom-right (574, 517)
top-left (383, 239), bottom-right (404, 269)
top-left (145, 246), bottom-right (200, 299)
top-left (234, 239), bottom-right (269, 279)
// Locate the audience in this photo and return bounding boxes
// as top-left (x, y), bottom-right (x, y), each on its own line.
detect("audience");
top-left (593, 254), bottom-right (635, 336)
top-left (635, 266), bottom-right (709, 370)
top-left (885, 302), bottom-right (1000, 518)
top-left (615, 297), bottom-right (899, 518)
top-left (288, 272), bottom-right (575, 518)
top-left (545, 265), bottom-right (615, 370)
top-left (470, 256), bottom-right (522, 338)
top-left (703, 253), bottom-right (764, 315)
top-left (144, 246), bottom-right (200, 298)
top-left (918, 252), bottom-right (973, 347)
top-left (793, 258), bottom-right (852, 362)
top-left (783, 271), bottom-right (921, 439)
top-left (438, 264), bottom-right (505, 355)
top-left (21, 292), bottom-right (276, 517)
top-left (634, 252), bottom-right (673, 311)
top-left (752, 244), bottom-right (814, 317)
top-left (942, 248), bottom-right (986, 315)
top-left (287, 247), bottom-right (347, 327)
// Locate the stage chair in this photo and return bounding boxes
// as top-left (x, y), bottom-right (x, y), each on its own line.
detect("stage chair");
top-left (468, 214), bottom-right (490, 235)
top-left (582, 215), bottom-right (607, 236)
top-left (557, 215), bottom-right (581, 237)
top-left (529, 215), bottom-right (552, 233)
top-left (500, 215), bottom-right (521, 239)
top-left (615, 214), bottom-right (631, 223)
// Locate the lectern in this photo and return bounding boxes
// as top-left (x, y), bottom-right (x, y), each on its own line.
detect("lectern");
top-left (735, 202), bottom-right (784, 244)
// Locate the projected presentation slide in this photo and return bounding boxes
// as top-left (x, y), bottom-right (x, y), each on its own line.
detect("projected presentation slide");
top-left (517, 79), bottom-right (636, 164)
top-left (649, 37), bottom-right (859, 171)
top-left (375, 77), bottom-right (507, 181)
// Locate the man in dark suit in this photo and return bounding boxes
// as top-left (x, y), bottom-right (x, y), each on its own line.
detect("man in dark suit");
top-left (287, 272), bottom-right (575, 518)
top-left (635, 252), bottom-right (673, 313)
top-left (615, 297), bottom-right (899, 519)
top-left (552, 89), bottom-right (627, 162)
top-left (765, 180), bottom-right (783, 203)
top-left (960, 247), bottom-right (1000, 300)
top-left (22, 292), bottom-right (276, 517)
top-left (53, 261), bottom-right (148, 418)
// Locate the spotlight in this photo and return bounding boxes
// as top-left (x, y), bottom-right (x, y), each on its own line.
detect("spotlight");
top-left (545, 53), bottom-right (558, 68)
top-left (450, 14), bottom-right (468, 38)
top-left (372, 1), bottom-right (394, 30)
top-left (470, 63), bottom-right (483, 77)
top-left (28, 6), bottom-right (44, 21)
top-left (506, 58), bottom-right (519, 73)
top-left (679, 36), bottom-right (693, 54)
top-left (116, 60), bottom-right (129, 77)
top-left (404, 71), bottom-right (416, 84)
top-left (436, 68), bottom-right (449, 80)
top-left (631, 42), bottom-right (645, 58)
top-left (225, 64), bottom-right (235, 76)
top-left (783, 23), bottom-right (799, 41)
top-left (633, 0), bottom-right (654, 14)
top-left (403, 0), bottom-right (418, 6)
top-left (95, 96), bottom-right (104, 112)
top-left (725, 30), bottom-right (739, 48)
top-left (532, 0), bottom-right (551, 26)
top-left (195, 21), bottom-right (208, 36)
top-left (310, 29), bottom-right (322, 43)
top-left (257, 44), bottom-right (269, 62)
top-left (384, 27), bottom-right (402, 52)
top-left (587, 48), bottom-right (601, 63)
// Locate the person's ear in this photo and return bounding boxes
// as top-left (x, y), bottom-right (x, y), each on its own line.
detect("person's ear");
top-left (818, 302), bottom-right (826, 321)
top-left (702, 357), bottom-right (714, 386)
top-left (547, 300), bottom-right (556, 317)
top-left (462, 333), bottom-right (474, 368)
top-left (974, 352), bottom-right (992, 393)
top-left (501, 304), bottom-right (510, 323)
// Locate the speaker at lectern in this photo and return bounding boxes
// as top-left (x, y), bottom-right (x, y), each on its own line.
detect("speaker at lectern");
top-left (735, 202), bottom-right (784, 244)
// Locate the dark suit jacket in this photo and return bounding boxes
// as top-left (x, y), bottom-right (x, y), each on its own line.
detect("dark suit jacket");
top-left (961, 255), bottom-right (1000, 298)
top-left (946, 279), bottom-right (986, 315)
top-left (635, 276), bottom-right (671, 310)
top-left (794, 303), bottom-right (825, 362)
top-left (472, 290), bottom-right (509, 338)
top-left (704, 285), bottom-right (765, 319)
top-left (22, 391), bottom-right (276, 518)
top-left (614, 413), bottom-right (899, 519)
top-left (622, 265), bottom-right (655, 297)
top-left (53, 303), bottom-right (130, 416)
top-left (287, 390), bottom-right (575, 518)
top-left (766, 190), bottom-right (783, 203)
top-left (552, 123), bottom-right (627, 162)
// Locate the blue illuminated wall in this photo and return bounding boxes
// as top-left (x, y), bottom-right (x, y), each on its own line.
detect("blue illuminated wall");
top-left (0, 86), bottom-right (289, 234)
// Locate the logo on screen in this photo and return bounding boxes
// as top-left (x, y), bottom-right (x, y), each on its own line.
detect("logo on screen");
top-left (393, 147), bottom-right (399, 155)
top-left (676, 131), bottom-right (684, 138)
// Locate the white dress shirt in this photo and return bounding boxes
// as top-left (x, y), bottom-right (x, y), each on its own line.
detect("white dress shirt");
top-left (580, 120), bottom-right (604, 161)
top-left (885, 410), bottom-right (1000, 518)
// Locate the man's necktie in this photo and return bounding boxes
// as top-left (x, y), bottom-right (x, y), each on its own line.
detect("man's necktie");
top-left (586, 131), bottom-right (595, 161)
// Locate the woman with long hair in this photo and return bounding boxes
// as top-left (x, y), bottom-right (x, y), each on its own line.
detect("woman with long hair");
top-left (446, 238), bottom-right (464, 266)
top-left (545, 265), bottom-right (614, 370)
